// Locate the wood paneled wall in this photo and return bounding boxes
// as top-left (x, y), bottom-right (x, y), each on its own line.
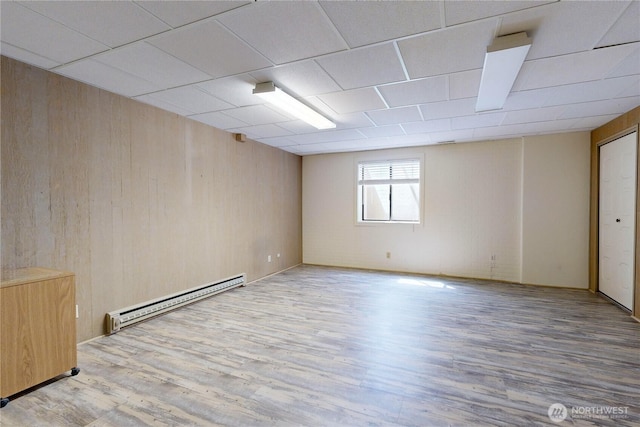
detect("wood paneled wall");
top-left (590, 106), bottom-right (640, 319)
top-left (1, 57), bottom-right (302, 341)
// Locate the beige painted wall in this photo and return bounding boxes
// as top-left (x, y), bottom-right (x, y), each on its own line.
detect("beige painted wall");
top-left (521, 133), bottom-right (591, 287)
top-left (303, 132), bottom-right (591, 288)
top-left (304, 139), bottom-right (523, 282)
top-left (1, 57), bottom-right (302, 342)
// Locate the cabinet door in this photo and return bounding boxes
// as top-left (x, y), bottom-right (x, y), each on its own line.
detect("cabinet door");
top-left (1, 275), bottom-right (76, 397)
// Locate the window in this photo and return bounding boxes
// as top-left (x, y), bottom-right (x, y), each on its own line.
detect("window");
top-left (357, 159), bottom-right (420, 223)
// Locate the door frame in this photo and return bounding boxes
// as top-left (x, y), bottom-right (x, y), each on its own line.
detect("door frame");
top-left (597, 130), bottom-right (638, 311)
top-left (590, 123), bottom-right (640, 320)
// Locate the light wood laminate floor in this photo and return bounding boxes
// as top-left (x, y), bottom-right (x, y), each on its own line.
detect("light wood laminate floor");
top-left (1, 265), bottom-right (639, 426)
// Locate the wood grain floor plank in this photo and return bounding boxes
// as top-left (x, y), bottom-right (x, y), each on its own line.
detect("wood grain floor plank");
top-left (1, 265), bottom-right (638, 426)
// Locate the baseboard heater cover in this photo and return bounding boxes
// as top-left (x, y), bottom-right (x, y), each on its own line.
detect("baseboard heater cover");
top-left (106, 273), bottom-right (245, 334)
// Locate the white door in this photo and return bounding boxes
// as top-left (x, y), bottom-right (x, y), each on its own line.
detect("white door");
top-left (599, 132), bottom-right (637, 310)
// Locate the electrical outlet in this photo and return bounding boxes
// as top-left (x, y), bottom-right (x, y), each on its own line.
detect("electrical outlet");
top-left (268, 255), bottom-right (272, 262)
top-left (386, 252), bottom-right (391, 259)
top-left (76, 305), bottom-right (79, 319)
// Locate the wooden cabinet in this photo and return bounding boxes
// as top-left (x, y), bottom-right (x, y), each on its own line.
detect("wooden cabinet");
top-left (0, 268), bottom-right (78, 406)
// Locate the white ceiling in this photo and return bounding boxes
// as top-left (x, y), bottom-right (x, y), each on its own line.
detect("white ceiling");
top-left (1, 0), bottom-right (639, 156)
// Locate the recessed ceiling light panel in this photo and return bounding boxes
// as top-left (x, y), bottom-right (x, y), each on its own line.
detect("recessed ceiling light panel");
top-left (476, 32), bottom-right (532, 113)
top-left (253, 82), bottom-right (336, 130)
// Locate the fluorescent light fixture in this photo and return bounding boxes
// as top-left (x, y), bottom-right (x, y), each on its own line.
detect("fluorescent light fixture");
top-left (476, 32), bottom-right (531, 112)
top-left (253, 82), bottom-right (336, 130)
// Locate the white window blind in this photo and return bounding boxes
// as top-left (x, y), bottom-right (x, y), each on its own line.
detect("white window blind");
top-left (357, 159), bottom-right (420, 222)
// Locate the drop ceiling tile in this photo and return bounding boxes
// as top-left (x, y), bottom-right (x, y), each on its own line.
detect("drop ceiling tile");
top-left (3, 0), bottom-right (636, 157)
top-left (359, 125), bottom-right (406, 138)
top-left (312, 140), bottom-right (365, 152)
top-left (320, 0), bottom-right (442, 48)
top-left (429, 129), bottom-right (474, 144)
top-left (196, 75), bottom-right (261, 107)
top-left (571, 114), bottom-right (621, 130)
top-left (279, 145), bottom-right (301, 154)
top-left (279, 142), bottom-right (314, 152)
top-left (342, 140), bottom-right (398, 152)
top-left (331, 113), bottom-right (376, 130)
top-left (282, 147), bottom-right (307, 155)
top-left (288, 129), bottom-right (364, 145)
top-left (0, 42), bottom-right (60, 69)
top-left (135, 94), bottom-right (196, 116)
top-left (451, 112), bottom-right (506, 130)
top-left (21, 1), bottom-right (169, 48)
top-left (1, 2), bottom-right (108, 64)
top-left (499, 1), bottom-right (631, 60)
top-left (607, 46), bottom-right (640, 78)
top-left (291, 143), bottom-right (332, 155)
top-left (449, 69), bottom-right (482, 100)
top-left (513, 43), bottom-right (638, 91)
top-left (258, 136), bottom-right (298, 148)
top-left (398, 19), bottom-right (496, 79)
top-left (393, 133), bottom-right (434, 147)
top-left (473, 123), bottom-right (527, 140)
top-left (378, 76), bottom-right (448, 108)
top-left (420, 98), bottom-right (477, 120)
top-left (188, 111), bottom-right (248, 130)
top-left (596, 0), bottom-right (640, 48)
top-left (502, 105), bottom-right (566, 125)
top-left (522, 120), bottom-right (570, 135)
top-left (55, 59), bottom-right (159, 97)
top-left (317, 88), bottom-right (386, 115)
top-left (95, 43), bottom-right (212, 89)
top-left (135, 1), bottom-right (250, 28)
top-left (558, 97), bottom-right (640, 120)
top-left (543, 75), bottom-right (639, 107)
top-left (302, 96), bottom-right (344, 119)
top-left (366, 106), bottom-right (423, 126)
top-left (250, 60), bottom-right (341, 97)
top-left (502, 87), bottom-right (556, 111)
top-left (316, 43), bottom-right (406, 90)
top-left (361, 137), bottom-right (399, 148)
top-left (149, 20), bottom-right (272, 78)
top-left (320, 137), bottom-right (394, 152)
top-left (217, 1), bottom-right (347, 65)
top-left (402, 119), bottom-right (452, 135)
top-left (522, 118), bottom-right (580, 134)
top-left (231, 124), bottom-right (292, 139)
top-left (141, 86), bottom-right (232, 114)
top-left (444, 1), bottom-right (552, 26)
top-left (617, 77), bottom-right (640, 97)
top-left (383, 136), bottom-right (425, 149)
top-left (222, 105), bottom-right (291, 126)
top-left (276, 120), bottom-right (321, 135)
top-left (274, 112), bottom-right (367, 135)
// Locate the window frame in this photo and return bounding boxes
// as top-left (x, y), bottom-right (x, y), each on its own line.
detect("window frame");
top-left (355, 156), bottom-right (424, 226)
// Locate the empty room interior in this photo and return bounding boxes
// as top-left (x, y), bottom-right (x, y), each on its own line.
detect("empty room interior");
top-left (1, 1), bottom-right (639, 426)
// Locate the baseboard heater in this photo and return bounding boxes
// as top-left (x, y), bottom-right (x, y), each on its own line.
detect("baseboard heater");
top-left (105, 273), bottom-right (246, 334)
